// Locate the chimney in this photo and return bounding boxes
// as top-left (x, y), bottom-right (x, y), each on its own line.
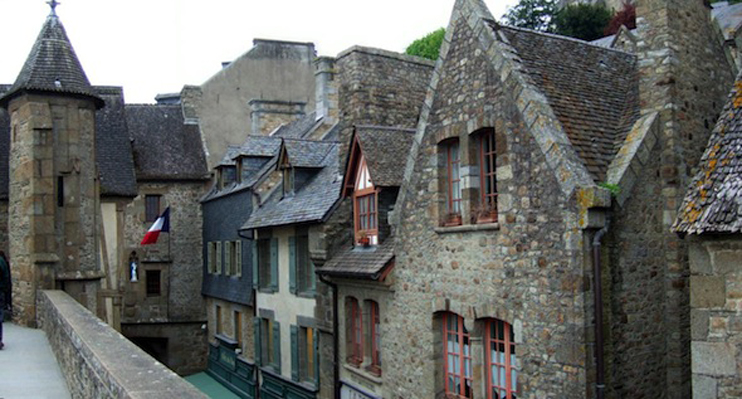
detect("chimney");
top-left (248, 99), bottom-right (306, 136)
top-left (314, 56), bottom-right (338, 124)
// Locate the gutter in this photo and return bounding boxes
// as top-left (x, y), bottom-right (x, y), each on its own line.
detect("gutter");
top-left (592, 218), bottom-right (610, 399)
top-left (318, 274), bottom-right (340, 399)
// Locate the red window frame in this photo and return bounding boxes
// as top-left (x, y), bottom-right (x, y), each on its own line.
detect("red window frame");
top-left (369, 301), bottom-right (381, 375)
top-left (443, 312), bottom-right (472, 398)
top-left (446, 141), bottom-right (462, 216)
top-left (354, 191), bottom-right (378, 237)
top-left (348, 298), bottom-right (363, 366)
top-left (479, 129), bottom-right (497, 219)
top-left (485, 319), bottom-right (518, 399)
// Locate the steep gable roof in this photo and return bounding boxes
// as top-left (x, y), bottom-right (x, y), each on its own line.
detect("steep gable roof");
top-left (126, 104), bottom-right (208, 181)
top-left (95, 87), bottom-right (137, 197)
top-left (673, 76), bottom-right (742, 234)
top-left (235, 135), bottom-right (283, 159)
top-left (0, 13), bottom-right (102, 108)
top-left (280, 138), bottom-right (336, 168)
top-left (499, 26), bottom-right (640, 182)
top-left (343, 126), bottom-right (415, 195)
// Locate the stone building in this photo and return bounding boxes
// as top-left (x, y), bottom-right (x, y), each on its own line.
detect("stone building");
top-left (316, 126), bottom-right (416, 399)
top-left (182, 39), bottom-right (318, 169)
top-left (351, 0), bottom-right (733, 398)
top-left (0, 7), bottom-right (211, 375)
top-left (673, 72), bottom-right (742, 398)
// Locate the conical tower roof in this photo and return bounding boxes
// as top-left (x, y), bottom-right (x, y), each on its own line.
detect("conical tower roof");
top-left (0, 9), bottom-right (103, 109)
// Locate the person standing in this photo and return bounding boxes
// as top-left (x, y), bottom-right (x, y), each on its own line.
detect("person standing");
top-left (0, 251), bottom-right (9, 350)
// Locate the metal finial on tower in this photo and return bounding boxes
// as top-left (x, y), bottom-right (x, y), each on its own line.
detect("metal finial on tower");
top-left (47, 0), bottom-right (60, 16)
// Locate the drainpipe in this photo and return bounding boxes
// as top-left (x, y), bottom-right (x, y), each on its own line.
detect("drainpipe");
top-left (318, 274), bottom-right (340, 399)
top-left (592, 218), bottom-right (610, 399)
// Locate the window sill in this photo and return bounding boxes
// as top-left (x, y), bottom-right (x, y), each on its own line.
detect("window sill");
top-left (343, 363), bottom-right (383, 385)
top-left (257, 288), bottom-right (277, 294)
top-left (435, 222), bottom-right (499, 234)
top-left (296, 290), bottom-right (316, 299)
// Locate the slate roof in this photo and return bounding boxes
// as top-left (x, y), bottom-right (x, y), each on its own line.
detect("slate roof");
top-left (673, 76), bottom-right (742, 235)
top-left (126, 104), bottom-right (209, 181)
top-left (316, 237), bottom-right (395, 280)
top-left (0, 14), bottom-right (102, 109)
top-left (499, 26), bottom-right (640, 182)
top-left (355, 126), bottom-right (415, 187)
top-left (217, 146), bottom-right (243, 167)
top-left (236, 135), bottom-right (283, 158)
top-left (241, 141), bottom-right (341, 230)
top-left (713, 2), bottom-right (742, 41)
top-left (94, 87), bottom-right (137, 197)
top-left (273, 111), bottom-right (320, 139)
top-left (283, 139), bottom-right (336, 168)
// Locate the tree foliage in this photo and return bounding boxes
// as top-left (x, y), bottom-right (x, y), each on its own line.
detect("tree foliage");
top-left (502, 0), bottom-right (558, 32)
top-left (604, 2), bottom-right (636, 35)
top-left (553, 3), bottom-right (613, 41)
top-left (405, 28), bottom-right (446, 61)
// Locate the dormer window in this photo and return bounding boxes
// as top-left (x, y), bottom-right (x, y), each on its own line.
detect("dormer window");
top-left (219, 166), bottom-right (236, 189)
top-left (283, 167), bottom-right (294, 197)
top-left (353, 155), bottom-right (378, 245)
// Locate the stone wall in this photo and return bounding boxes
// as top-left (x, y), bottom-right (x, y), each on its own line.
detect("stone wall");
top-left (632, 0), bottom-right (735, 395)
top-left (688, 236), bottom-right (742, 399)
top-left (197, 39), bottom-right (316, 169)
top-left (388, 14), bottom-right (590, 398)
top-left (335, 47), bottom-right (434, 167)
top-left (123, 181), bottom-right (206, 323)
top-left (8, 95), bottom-right (102, 327)
top-left (121, 321), bottom-right (208, 376)
top-left (37, 290), bottom-right (208, 398)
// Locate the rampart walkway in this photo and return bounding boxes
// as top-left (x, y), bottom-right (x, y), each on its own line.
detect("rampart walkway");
top-left (0, 322), bottom-right (71, 399)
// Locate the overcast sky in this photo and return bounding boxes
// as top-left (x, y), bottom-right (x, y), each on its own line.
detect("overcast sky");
top-left (0, 0), bottom-right (517, 103)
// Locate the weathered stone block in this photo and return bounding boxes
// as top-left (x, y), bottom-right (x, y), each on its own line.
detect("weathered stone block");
top-left (713, 250), bottom-right (742, 276)
top-left (690, 276), bottom-right (726, 308)
top-left (692, 341), bottom-right (737, 376)
top-left (692, 374), bottom-right (717, 399)
top-left (690, 243), bottom-right (712, 275)
top-left (691, 309), bottom-right (709, 340)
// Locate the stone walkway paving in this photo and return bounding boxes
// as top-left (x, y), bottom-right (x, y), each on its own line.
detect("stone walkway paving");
top-left (0, 322), bottom-right (71, 399)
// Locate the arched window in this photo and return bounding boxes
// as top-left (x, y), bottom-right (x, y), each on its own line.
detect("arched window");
top-left (485, 319), bottom-right (518, 399)
top-left (442, 312), bottom-right (472, 398)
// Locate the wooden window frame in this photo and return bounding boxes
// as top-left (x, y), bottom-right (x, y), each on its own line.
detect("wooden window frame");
top-left (445, 141), bottom-right (462, 225)
top-left (478, 129), bottom-right (498, 223)
top-left (353, 189), bottom-right (378, 242)
top-left (145, 195), bottom-right (161, 223)
top-left (368, 300), bottom-right (382, 376)
top-left (234, 311), bottom-right (243, 349)
top-left (216, 305), bottom-right (223, 335)
top-left (443, 312), bottom-right (472, 398)
top-left (299, 326), bottom-right (316, 383)
top-left (348, 298), bottom-right (363, 366)
top-left (257, 238), bottom-right (271, 290)
top-left (296, 233), bottom-right (314, 294)
top-left (486, 319), bottom-right (518, 399)
top-left (261, 318), bottom-right (275, 367)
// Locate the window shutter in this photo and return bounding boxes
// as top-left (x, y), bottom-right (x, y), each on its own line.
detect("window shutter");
top-left (291, 325), bottom-right (299, 381)
top-left (251, 240), bottom-right (258, 289)
top-left (236, 240), bottom-right (242, 277)
top-left (313, 327), bottom-right (320, 385)
top-left (289, 236), bottom-right (297, 295)
top-left (270, 238), bottom-right (279, 292)
top-left (216, 242), bottom-right (223, 274)
top-left (207, 242), bottom-right (213, 274)
top-left (253, 318), bottom-right (261, 366)
top-left (224, 242), bottom-right (232, 276)
top-left (273, 320), bottom-right (281, 373)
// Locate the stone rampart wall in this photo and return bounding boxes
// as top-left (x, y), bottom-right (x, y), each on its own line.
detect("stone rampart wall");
top-left (36, 290), bottom-right (208, 399)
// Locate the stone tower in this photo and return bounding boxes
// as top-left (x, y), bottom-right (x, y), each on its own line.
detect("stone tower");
top-left (621, 0), bottom-right (734, 396)
top-left (0, 5), bottom-right (104, 327)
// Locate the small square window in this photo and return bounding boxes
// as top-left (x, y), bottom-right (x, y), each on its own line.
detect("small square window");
top-left (145, 195), bottom-right (161, 222)
top-left (146, 270), bottom-right (161, 297)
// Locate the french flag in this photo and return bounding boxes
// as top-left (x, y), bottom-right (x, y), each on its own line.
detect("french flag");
top-left (141, 207), bottom-right (170, 245)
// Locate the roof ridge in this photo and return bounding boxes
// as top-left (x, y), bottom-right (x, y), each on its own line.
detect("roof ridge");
top-left (355, 125), bottom-right (417, 132)
top-left (497, 23), bottom-right (636, 56)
